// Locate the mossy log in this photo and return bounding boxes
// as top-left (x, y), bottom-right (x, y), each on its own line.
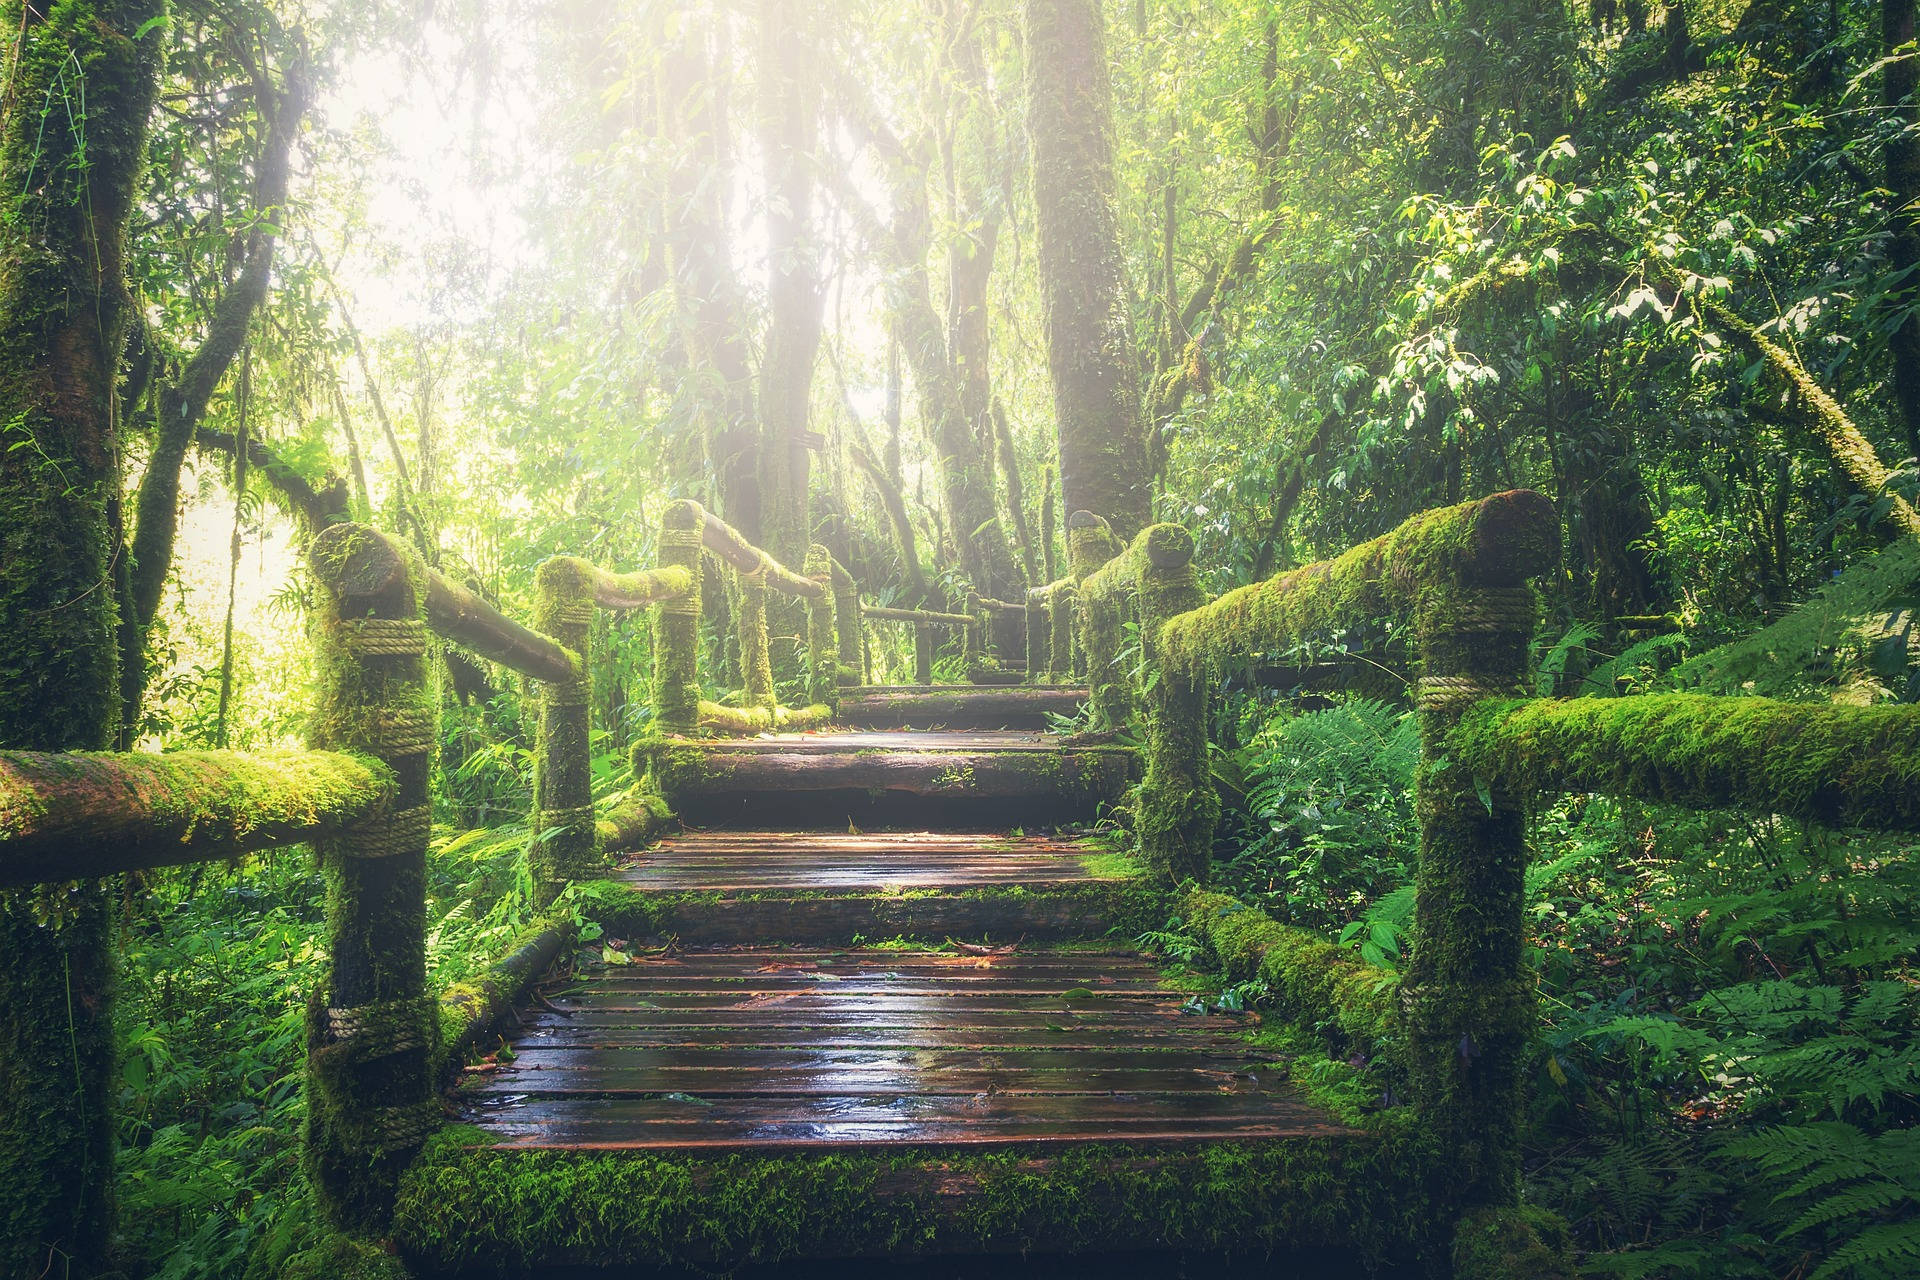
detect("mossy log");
top-left (829, 555), bottom-right (864, 681)
top-left (317, 522), bottom-right (579, 683)
top-left (595, 785), bottom-right (675, 854)
top-left (837, 687), bottom-right (1086, 729)
top-left (1183, 890), bottom-right (1396, 1054)
top-left (1450, 695), bottom-right (1920, 830)
top-left (696, 700), bottom-right (835, 735)
top-left (438, 916), bottom-right (576, 1073)
top-left (0, 748), bottom-right (395, 888)
top-left (695, 502), bottom-right (826, 600)
top-left (1160, 490), bottom-right (1557, 675)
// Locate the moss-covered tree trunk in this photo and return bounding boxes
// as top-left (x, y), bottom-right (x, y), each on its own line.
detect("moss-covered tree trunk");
top-left (532, 558), bottom-right (598, 905)
top-left (304, 525), bottom-right (440, 1228)
top-left (1406, 584), bottom-right (1538, 1216)
top-left (1886, 0), bottom-right (1920, 460)
top-left (1023, 0), bottom-right (1152, 541)
top-left (0, 3), bottom-right (160, 1272)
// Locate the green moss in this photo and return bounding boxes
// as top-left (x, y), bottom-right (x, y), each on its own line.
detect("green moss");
top-left (1449, 1204), bottom-right (1576, 1280)
top-left (530, 557), bottom-right (598, 903)
top-left (1182, 889), bottom-right (1397, 1055)
top-left (1450, 694), bottom-right (1920, 830)
top-left (650, 500), bottom-right (706, 735)
top-left (283, 1231), bottom-right (414, 1280)
top-left (594, 783), bottom-right (673, 853)
top-left (1160, 490), bottom-right (1557, 677)
top-left (304, 527), bottom-right (440, 1231)
top-left (695, 699), bottom-right (832, 736)
top-left (392, 1130), bottom-right (1435, 1272)
top-left (0, 747), bottom-right (394, 883)
top-left (804, 544), bottom-right (840, 709)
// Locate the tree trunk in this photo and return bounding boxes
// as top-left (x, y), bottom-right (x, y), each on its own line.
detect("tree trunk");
top-left (660, 15), bottom-right (762, 539)
top-left (121, 71), bottom-right (306, 741)
top-left (1024, 0), bottom-right (1152, 539)
top-left (1886, 0), bottom-right (1920, 460)
top-left (0, 4), bottom-right (161, 1273)
top-left (755, 0), bottom-right (824, 572)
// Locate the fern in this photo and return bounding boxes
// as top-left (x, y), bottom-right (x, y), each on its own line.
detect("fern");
top-left (1666, 537), bottom-right (1920, 698)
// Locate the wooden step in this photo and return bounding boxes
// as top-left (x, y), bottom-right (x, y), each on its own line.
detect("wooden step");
top-left (598, 830), bottom-right (1149, 945)
top-left (457, 948), bottom-right (1342, 1151)
top-left (837, 685), bottom-right (1086, 729)
top-left (650, 731), bottom-right (1131, 828)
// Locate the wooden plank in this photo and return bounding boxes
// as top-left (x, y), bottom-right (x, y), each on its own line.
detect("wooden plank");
top-left (463, 1092), bottom-right (1351, 1150)
top-left (520, 1007), bottom-right (1243, 1031)
top-left (572, 975), bottom-right (1174, 994)
top-left (559, 989), bottom-right (1184, 1010)
top-left (508, 1024), bottom-right (1252, 1050)
top-left (481, 1047), bottom-right (1279, 1072)
top-left (465, 1065), bottom-right (1276, 1098)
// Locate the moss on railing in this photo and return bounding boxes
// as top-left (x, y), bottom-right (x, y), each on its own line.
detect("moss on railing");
top-left (0, 748), bottom-right (394, 887)
top-left (1450, 695), bottom-right (1920, 830)
top-left (1160, 490), bottom-right (1557, 676)
top-left (651, 500), bottom-right (706, 735)
top-left (1182, 889), bottom-right (1397, 1056)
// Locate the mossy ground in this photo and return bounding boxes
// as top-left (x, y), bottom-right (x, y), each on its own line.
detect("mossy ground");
top-left (392, 1125), bottom-right (1436, 1275)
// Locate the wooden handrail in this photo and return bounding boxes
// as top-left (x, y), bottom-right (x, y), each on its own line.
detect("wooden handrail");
top-left (313, 523), bottom-right (578, 684)
top-left (695, 505), bottom-right (826, 600)
top-left (862, 605), bottom-right (976, 627)
top-left (0, 748), bottom-right (395, 888)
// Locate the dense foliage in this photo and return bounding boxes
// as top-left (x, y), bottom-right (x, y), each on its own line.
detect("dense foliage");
top-left (0, 0), bottom-right (1915, 1272)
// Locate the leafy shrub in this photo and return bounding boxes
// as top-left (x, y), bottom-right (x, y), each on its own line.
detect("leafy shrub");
top-left (1217, 697), bottom-right (1419, 934)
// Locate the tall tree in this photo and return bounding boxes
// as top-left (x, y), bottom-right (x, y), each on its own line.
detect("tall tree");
top-left (1023, 0), bottom-right (1152, 539)
top-left (120, 32), bottom-right (308, 743)
top-left (754, 0), bottom-right (826, 570)
top-left (1886, 0), bottom-right (1920, 459)
top-left (0, 2), bottom-right (161, 1272)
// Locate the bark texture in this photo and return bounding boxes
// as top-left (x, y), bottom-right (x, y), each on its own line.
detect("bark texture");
top-left (1024, 0), bottom-right (1152, 539)
top-left (0, 3), bottom-right (161, 1272)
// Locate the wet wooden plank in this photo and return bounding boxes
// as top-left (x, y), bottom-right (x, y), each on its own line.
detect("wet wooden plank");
top-left (558, 987), bottom-right (1182, 1009)
top-left (520, 1006), bottom-right (1242, 1031)
top-left (466, 1064), bottom-right (1277, 1098)
top-left (464, 1092), bottom-right (1351, 1150)
top-left (486, 1046), bottom-right (1277, 1071)
top-left (508, 1024), bottom-right (1257, 1050)
top-left (599, 893), bottom-right (1136, 947)
top-left (574, 973), bottom-right (1173, 994)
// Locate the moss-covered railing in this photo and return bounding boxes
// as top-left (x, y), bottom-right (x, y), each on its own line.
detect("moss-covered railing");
top-left (1065, 490), bottom-right (1558, 1233)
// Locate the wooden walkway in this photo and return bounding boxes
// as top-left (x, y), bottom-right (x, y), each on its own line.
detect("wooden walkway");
top-left (425, 697), bottom-right (1369, 1269)
top-left (459, 945), bottom-right (1343, 1150)
top-left (609, 829), bottom-right (1122, 891)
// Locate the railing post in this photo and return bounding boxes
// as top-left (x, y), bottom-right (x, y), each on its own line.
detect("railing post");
top-left (831, 559), bottom-right (863, 685)
top-left (305, 524), bottom-right (440, 1229)
top-left (1026, 588), bottom-right (1050, 683)
top-left (804, 544), bottom-right (838, 708)
top-left (1135, 525), bottom-right (1213, 882)
top-left (1405, 536), bottom-right (1547, 1215)
top-left (736, 565), bottom-right (774, 717)
top-left (532, 557), bottom-right (597, 904)
top-left (1069, 511), bottom-right (1125, 724)
top-left (1048, 584), bottom-right (1075, 682)
top-left (914, 622), bottom-right (933, 686)
top-left (652, 499), bottom-right (705, 734)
